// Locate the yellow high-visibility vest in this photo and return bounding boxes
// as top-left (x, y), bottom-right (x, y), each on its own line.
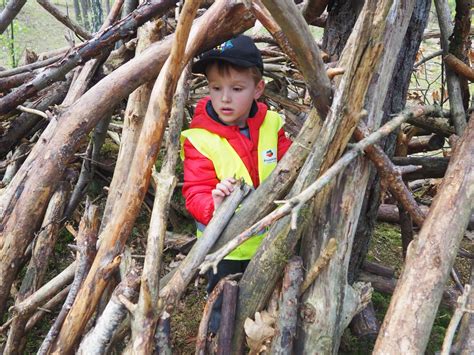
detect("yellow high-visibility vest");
top-left (181, 110), bottom-right (284, 260)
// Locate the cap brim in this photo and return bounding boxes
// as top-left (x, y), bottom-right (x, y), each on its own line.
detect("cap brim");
top-left (192, 56), bottom-right (263, 74)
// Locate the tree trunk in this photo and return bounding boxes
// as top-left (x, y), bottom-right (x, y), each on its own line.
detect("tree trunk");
top-left (348, 0), bottom-right (431, 284)
top-left (373, 114), bottom-right (474, 353)
top-left (296, 1), bottom-right (418, 352)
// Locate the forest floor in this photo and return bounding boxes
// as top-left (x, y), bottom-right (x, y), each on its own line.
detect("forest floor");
top-left (1, 1), bottom-right (472, 354)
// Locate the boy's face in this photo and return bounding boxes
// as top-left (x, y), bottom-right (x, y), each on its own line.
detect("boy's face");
top-left (206, 64), bottom-right (265, 128)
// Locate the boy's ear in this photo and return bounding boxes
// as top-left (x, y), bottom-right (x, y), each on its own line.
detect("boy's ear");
top-left (254, 79), bottom-right (265, 99)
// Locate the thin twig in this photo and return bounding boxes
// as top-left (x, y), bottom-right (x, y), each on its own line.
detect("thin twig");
top-left (17, 105), bottom-right (49, 119)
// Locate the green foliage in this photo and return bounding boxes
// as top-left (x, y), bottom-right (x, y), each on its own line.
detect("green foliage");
top-left (0, 20), bottom-right (25, 67)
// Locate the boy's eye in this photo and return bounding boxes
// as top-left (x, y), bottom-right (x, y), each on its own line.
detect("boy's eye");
top-left (233, 87), bottom-right (243, 92)
top-left (211, 86), bottom-right (220, 91)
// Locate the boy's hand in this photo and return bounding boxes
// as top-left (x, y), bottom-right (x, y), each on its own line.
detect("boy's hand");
top-left (212, 177), bottom-right (237, 211)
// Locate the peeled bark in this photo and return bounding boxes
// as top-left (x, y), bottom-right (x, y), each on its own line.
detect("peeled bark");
top-left (373, 115), bottom-right (474, 353)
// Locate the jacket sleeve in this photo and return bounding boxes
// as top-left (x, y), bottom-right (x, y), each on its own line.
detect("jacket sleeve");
top-left (277, 127), bottom-right (292, 160)
top-left (182, 139), bottom-right (218, 225)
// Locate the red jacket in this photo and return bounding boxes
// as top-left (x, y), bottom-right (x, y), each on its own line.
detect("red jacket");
top-left (182, 97), bottom-right (292, 225)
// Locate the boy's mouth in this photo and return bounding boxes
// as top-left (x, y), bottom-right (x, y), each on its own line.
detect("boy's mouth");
top-left (220, 107), bottom-right (234, 115)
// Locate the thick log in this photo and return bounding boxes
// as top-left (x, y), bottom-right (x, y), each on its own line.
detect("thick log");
top-left (38, 200), bottom-right (99, 355)
top-left (349, 302), bottom-right (379, 341)
top-left (0, 0), bottom-right (27, 34)
top-left (100, 16), bottom-right (163, 230)
top-left (129, 66), bottom-right (191, 352)
top-left (217, 281), bottom-right (239, 355)
top-left (373, 115), bottom-right (474, 353)
top-left (301, 0), bottom-right (328, 25)
top-left (391, 156), bottom-right (449, 180)
top-left (0, 0), bottom-right (179, 115)
top-left (444, 53), bottom-right (474, 82)
top-left (77, 268), bottom-right (140, 355)
top-left (433, 0), bottom-right (467, 134)
top-left (0, 0), bottom-right (255, 319)
top-left (270, 256), bottom-right (303, 354)
top-left (37, 0), bottom-right (93, 40)
top-left (407, 134), bottom-right (445, 154)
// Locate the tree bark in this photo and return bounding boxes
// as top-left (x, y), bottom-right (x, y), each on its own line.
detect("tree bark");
top-left (0, 0), bottom-right (27, 34)
top-left (391, 156), bottom-right (449, 180)
top-left (217, 281), bottom-right (239, 355)
top-left (373, 115), bottom-right (474, 353)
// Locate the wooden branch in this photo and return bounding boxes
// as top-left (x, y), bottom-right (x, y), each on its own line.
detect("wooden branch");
top-left (77, 268), bottom-right (140, 355)
top-left (407, 114), bottom-right (455, 138)
top-left (373, 114), bottom-right (474, 353)
top-left (62, 0), bottom-right (124, 106)
top-left (441, 285), bottom-right (472, 355)
top-left (452, 263), bottom-right (473, 352)
top-left (38, 200), bottom-right (99, 355)
top-left (391, 156), bottom-right (449, 180)
top-left (433, 0), bottom-right (467, 134)
top-left (200, 108), bottom-right (413, 275)
top-left (160, 182), bottom-right (250, 305)
top-left (216, 281), bottom-right (239, 355)
top-left (299, 238), bottom-right (336, 295)
top-left (155, 311), bottom-right (172, 355)
top-left (444, 53), bottom-right (474, 82)
top-left (0, 0), bottom-right (179, 115)
top-left (0, 0), bottom-right (27, 34)
top-left (357, 271), bottom-right (457, 310)
top-left (0, 78), bottom-right (71, 156)
top-left (129, 66), bottom-right (191, 352)
top-left (36, 0), bottom-right (93, 40)
top-left (261, 0), bottom-right (332, 118)
top-left (195, 276), bottom-right (239, 355)
top-left (1, 143), bottom-right (29, 186)
top-left (13, 262), bottom-right (76, 316)
top-left (407, 134), bottom-right (445, 154)
top-left (270, 256), bottom-right (303, 354)
top-left (0, 53), bottom-right (62, 79)
top-left (100, 18), bottom-right (163, 230)
top-left (24, 286), bottom-right (70, 332)
top-left (0, 71), bottom-right (35, 92)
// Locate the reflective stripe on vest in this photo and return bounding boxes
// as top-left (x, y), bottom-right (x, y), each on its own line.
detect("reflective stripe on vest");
top-left (181, 111), bottom-right (284, 260)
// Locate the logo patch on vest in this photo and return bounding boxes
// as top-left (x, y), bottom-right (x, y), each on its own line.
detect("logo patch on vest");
top-left (263, 149), bottom-right (277, 164)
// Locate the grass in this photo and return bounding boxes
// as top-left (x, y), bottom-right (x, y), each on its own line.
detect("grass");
top-left (0, 1), bottom-right (72, 68)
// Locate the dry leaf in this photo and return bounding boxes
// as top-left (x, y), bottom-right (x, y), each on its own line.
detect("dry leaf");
top-left (244, 311), bottom-right (276, 354)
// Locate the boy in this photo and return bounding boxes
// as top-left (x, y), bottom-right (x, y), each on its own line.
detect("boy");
top-left (181, 35), bottom-right (292, 333)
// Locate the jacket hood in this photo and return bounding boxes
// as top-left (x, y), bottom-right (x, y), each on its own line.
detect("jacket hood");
top-left (190, 97), bottom-right (268, 139)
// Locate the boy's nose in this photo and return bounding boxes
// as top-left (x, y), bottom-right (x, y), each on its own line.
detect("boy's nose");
top-left (221, 89), bottom-right (231, 102)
